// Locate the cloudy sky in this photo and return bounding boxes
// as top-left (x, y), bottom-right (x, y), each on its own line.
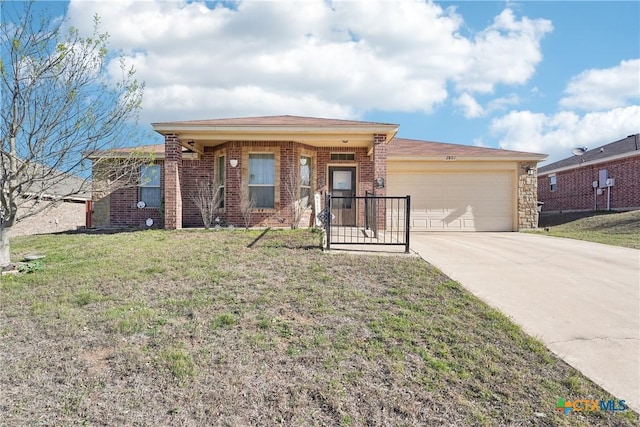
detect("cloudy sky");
top-left (59, 0), bottom-right (639, 163)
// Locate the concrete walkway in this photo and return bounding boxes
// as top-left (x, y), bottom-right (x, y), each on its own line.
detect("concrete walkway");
top-left (410, 232), bottom-right (640, 412)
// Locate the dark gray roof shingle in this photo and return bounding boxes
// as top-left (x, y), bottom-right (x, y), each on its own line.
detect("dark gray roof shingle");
top-left (538, 134), bottom-right (640, 174)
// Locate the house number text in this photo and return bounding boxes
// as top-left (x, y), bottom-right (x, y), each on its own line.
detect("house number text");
top-left (445, 156), bottom-right (457, 160)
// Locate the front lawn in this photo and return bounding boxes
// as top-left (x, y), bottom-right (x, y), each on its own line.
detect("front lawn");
top-left (1, 229), bottom-right (636, 426)
top-left (535, 210), bottom-right (640, 249)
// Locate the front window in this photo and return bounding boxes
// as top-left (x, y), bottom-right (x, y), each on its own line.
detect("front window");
top-left (550, 175), bottom-right (557, 192)
top-left (249, 153), bottom-right (275, 208)
top-left (218, 155), bottom-right (225, 209)
top-left (300, 156), bottom-right (312, 208)
top-left (140, 165), bottom-right (161, 207)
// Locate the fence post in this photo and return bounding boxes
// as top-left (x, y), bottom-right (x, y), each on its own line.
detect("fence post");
top-left (325, 193), bottom-right (331, 251)
top-left (404, 195), bottom-right (411, 253)
top-left (364, 191), bottom-right (369, 231)
top-left (373, 195), bottom-right (378, 239)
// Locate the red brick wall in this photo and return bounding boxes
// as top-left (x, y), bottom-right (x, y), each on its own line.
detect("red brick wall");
top-left (164, 134), bottom-right (182, 229)
top-left (214, 142), bottom-right (377, 228)
top-left (181, 148), bottom-right (216, 227)
top-left (102, 140), bottom-right (381, 229)
top-left (538, 156), bottom-right (640, 211)
top-left (315, 145), bottom-right (377, 227)
top-left (107, 160), bottom-right (164, 228)
top-left (178, 141), bottom-right (343, 228)
top-left (316, 146), bottom-right (374, 195)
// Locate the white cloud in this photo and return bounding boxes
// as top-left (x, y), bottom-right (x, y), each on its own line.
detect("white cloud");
top-left (454, 93), bottom-right (484, 118)
top-left (454, 9), bottom-right (553, 94)
top-left (454, 93), bottom-right (519, 118)
top-left (487, 94), bottom-right (520, 112)
top-left (144, 84), bottom-right (356, 123)
top-left (559, 59), bottom-right (640, 111)
top-left (490, 105), bottom-right (640, 163)
top-left (65, 0), bottom-right (551, 123)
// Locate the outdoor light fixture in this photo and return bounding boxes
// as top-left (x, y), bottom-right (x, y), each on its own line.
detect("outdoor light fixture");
top-left (342, 139), bottom-right (349, 144)
top-left (229, 159), bottom-right (238, 168)
top-left (375, 177), bottom-right (385, 188)
top-left (300, 157), bottom-right (308, 166)
top-left (523, 165), bottom-right (536, 175)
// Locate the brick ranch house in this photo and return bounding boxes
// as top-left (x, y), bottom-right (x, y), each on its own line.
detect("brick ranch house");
top-left (538, 134), bottom-right (640, 212)
top-left (90, 115), bottom-right (547, 232)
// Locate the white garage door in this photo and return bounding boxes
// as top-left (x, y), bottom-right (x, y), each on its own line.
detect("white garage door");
top-left (388, 172), bottom-right (514, 231)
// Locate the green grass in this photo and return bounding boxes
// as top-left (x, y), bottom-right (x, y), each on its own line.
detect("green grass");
top-left (1, 228), bottom-right (636, 426)
top-left (534, 210), bottom-right (640, 249)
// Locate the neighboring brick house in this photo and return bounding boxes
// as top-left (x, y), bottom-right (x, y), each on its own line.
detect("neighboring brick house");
top-left (538, 134), bottom-right (640, 212)
top-left (91, 115), bottom-right (547, 231)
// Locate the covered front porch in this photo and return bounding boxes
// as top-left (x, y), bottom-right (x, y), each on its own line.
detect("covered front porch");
top-left (152, 116), bottom-right (399, 229)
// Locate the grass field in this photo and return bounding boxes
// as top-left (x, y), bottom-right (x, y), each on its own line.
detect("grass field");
top-left (1, 229), bottom-right (637, 426)
top-left (535, 210), bottom-right (640, 249)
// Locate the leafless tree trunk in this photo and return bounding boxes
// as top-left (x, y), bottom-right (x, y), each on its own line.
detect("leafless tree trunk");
top-left (240, 191), bottom-right (256, 230)
top-left (0, 2), bottom-right (146, 266)
top-left (189, 178), bottom-right (222, 229)
top-left (283, 163), bottom-right (305, 229)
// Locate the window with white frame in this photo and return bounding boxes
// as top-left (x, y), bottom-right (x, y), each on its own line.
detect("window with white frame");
top-left (549, 175), bottom-right (557, 192)
top-left (300, 156), bottom-right (312, 208)
top-left (249, 153), bottom-right (275, 208)
top-left (218, 155), bottom-right (225, 209)
top-left (140, 165), bottom-right (161, 207)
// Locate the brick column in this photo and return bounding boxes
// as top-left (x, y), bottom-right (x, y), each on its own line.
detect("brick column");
top-left (225, 142), bottom-right (242, 226)
top-left (373, 133), bottom-right (387, 230)
top-left (164, 134), bottom-right (183, 229)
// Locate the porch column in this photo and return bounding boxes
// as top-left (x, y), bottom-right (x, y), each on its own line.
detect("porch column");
top-left (518, 162), bottom-right (539, 230)
top-left (373, 133), bottom-right (387, 231)
top-left (164, 134), bottom-right (183, 229)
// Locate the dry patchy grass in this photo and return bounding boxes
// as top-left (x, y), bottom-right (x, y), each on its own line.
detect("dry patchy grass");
top-left (536, 210), bottom-right (640, 249)
top-left (1, 229), bottom-right (637, 426)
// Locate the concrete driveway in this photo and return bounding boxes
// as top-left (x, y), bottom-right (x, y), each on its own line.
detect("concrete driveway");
top-left (411, 232), bottom-right (640, 412)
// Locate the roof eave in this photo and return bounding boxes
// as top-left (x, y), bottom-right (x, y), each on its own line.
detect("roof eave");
top-left (538, 150), bottom-right (640, 176)
top-left (388, 154), bottom-right (548, 162)
top-left (152, 123), bottom-right (399, 135)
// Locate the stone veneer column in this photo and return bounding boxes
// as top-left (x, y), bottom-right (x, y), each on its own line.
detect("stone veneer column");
top-left (373, 133), bottom-right (387, 230)
top-left (164, 134), bottom-right (183, 229)
top-left (518, 162), bottom-right (539, 230)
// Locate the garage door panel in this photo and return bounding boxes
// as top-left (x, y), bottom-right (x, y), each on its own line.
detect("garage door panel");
top-left (388, 171), bottom-right (514, 232)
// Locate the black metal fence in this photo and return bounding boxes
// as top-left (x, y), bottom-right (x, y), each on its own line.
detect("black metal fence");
top-left (322, 193), bottom-right (411, 253)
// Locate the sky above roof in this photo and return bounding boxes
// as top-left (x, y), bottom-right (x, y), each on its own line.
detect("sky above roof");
top-left (52, 0), bottom-right (640, 164)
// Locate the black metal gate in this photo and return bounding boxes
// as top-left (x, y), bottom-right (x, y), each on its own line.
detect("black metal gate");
top-left (322, 193), bottom-right (411, 253)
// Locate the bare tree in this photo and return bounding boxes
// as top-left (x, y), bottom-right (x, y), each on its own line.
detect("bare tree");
top-left (189, 177), bottom-right (222, 229)
top-left (0, 2), bottom-right (145, 266)
top-left (240, 190), bottom-right (256, 230)
top-left (283, 164), bottom-right (306, 229)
